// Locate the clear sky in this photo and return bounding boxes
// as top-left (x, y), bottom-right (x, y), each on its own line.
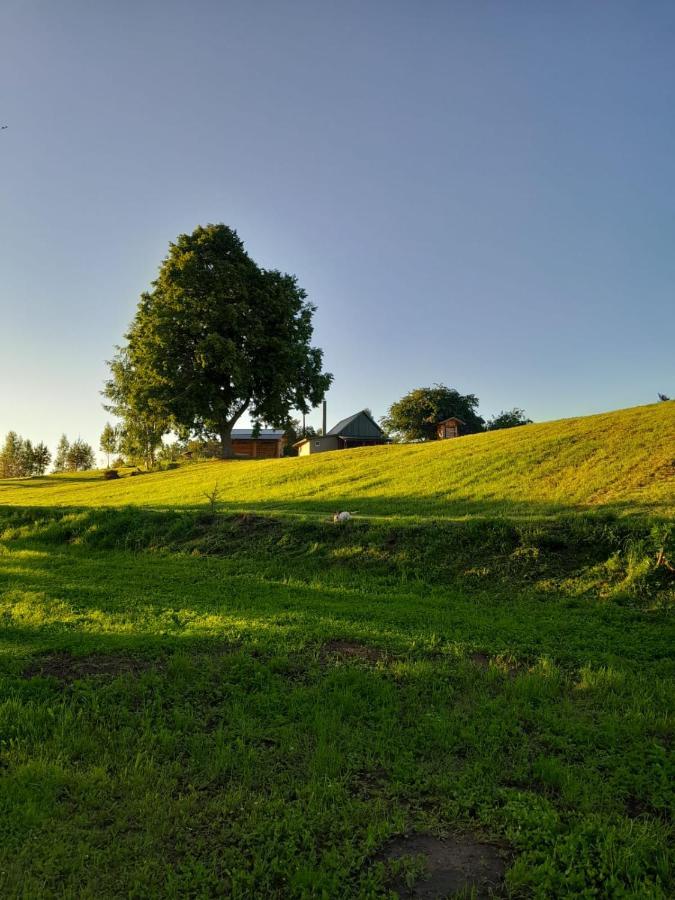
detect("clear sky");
top-left (1, 0), bottom-right (673, 457)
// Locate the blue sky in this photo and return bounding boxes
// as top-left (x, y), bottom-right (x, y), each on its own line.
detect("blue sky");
top-left (1, 0), bottom-right (673, 456)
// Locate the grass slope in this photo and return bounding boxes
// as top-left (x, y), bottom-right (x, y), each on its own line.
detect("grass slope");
top-left (0, 403), bottom-right (673, 897)
top-left (1, 402), bottom-right (673, 518)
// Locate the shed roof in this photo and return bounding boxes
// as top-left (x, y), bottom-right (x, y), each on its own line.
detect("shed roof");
top-left (437, 416), bottom-right (465, 425)
top-left (231, 429), bottom-right (285, 440)
top-left (327, 410), bottom-right (384, 438)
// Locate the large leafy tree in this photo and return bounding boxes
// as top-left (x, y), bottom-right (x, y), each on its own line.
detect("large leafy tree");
top-left (105, 224), bottom-right (332, 458)
top-left (381, 384), bottom-right (484, 441)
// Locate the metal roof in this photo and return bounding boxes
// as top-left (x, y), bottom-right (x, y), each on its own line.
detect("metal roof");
top-left (327, 410), bottom-right (384, 438)
top-left (231, 429), bottom-right (285, 440)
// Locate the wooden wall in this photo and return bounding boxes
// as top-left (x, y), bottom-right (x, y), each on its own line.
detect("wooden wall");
top-left (437, 422), bottom-right (459, 439)
top-left (231, 439), bottom-right (282, 459)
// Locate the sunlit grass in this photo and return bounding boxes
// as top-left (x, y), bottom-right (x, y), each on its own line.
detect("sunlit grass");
top-left (0, 402), bottom-right (673, 896)
top-left (1, 402), bottom-right (673, 518)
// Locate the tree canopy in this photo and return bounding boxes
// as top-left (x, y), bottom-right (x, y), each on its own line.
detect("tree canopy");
top-left (0, 432), bottom-right (52, 478)
top-left (105, 224), bottom-right (332, 458)
top-left (381, 384), bottom-right (484, 441)
top-left (486, 408), bottom-right (533, 431)
top-left (99, 423), bottom-right (118, 467)
top-left (53, 435), bottom-right (95, 472)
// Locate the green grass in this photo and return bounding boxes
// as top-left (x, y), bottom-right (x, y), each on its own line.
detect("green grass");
top-left (1, 402), bottom-right (673, 518)
top-left (0, 403), bottom-right (673, 897)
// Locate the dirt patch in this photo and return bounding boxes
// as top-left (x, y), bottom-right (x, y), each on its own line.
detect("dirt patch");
top-left (470, 652), bottom-right (491, 669)
top-left (350, 766), bottom-right (388, 801)
top-left (322, 639), bottom-right (386, 663)
top-left (378, 833), bottom-right (508, 899)
top-left (23, 652), bottom-right (156, 684)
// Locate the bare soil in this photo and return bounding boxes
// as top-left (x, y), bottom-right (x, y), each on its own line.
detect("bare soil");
top-left (378, 832), bottom-right (508, 899)
top-left (322, 639), bottom-right (386, 663)
top-left (23, 652), bottom-right (155, 684)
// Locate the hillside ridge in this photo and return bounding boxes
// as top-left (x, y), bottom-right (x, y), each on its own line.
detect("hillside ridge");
top-left (1, 402), bottom-right (673, 518)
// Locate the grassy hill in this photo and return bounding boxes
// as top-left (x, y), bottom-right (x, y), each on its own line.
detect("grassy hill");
top-left (1, 402), bottom-right (673, 518)
top-left (0, 403), bottom-right (673, 897)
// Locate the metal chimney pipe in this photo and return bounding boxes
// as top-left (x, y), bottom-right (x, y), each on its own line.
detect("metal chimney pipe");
top-left (322, 400), bottom-right (327, 436)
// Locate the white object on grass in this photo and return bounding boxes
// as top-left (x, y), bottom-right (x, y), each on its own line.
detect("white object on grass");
top-left (333, 511), bottom-right (352, 523)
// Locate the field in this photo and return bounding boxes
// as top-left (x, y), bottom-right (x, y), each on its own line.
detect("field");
top-left (0, 403), bottom-right (673, 898)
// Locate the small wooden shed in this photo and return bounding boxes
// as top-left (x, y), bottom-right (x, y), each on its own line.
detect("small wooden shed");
top-left (436, 417), bottom-right (465, 440)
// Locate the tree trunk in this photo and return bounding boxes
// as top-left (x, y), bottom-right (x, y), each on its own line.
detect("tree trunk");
top-left (218, 399), bottom-right (249, 460)
top-left (219, 426), bottom-right (235, 459)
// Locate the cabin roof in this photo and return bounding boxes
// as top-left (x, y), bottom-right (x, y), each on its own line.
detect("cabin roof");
top-left (437, 416), bottom-right (465, 425)
top-left (231, 429), bottom-right (285, 440)
top-left (327, 410), bottom-right (384, 438)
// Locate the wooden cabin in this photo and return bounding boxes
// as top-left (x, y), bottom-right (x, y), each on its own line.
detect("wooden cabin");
top-left (294, 410), bottom-right (386, 456)
top-left (231, 429), bottom-right (285, 458)
top-left (436, 417), bottom-right (465, 440)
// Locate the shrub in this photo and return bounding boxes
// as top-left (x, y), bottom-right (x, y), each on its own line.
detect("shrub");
top-left (103, 469), bottom-right (120, 480)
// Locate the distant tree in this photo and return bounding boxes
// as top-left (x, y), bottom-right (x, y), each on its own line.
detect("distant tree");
top-left (65, 439), bottom-right (95, 471)
top-left (281, 417), bottom-right (301, 456)
top-left (19, 439), bottom-right (35, 476)
top-left (282, 416), bottom-right (318, 456)
top-left (156, 441), bottom-right (182, 465)
top-left (0, 431), bottom-right (23, 477)
top-left (0, 434), bottom-right (52, 477)
top-left (115, 417), bottom-right (166, 469)
top-left (658, 393), bottom-right (671, 402)
top-left (104, 224), bottom-right (332, 459)
top-left (32, 442), bottom-right (52, 475)
top-left (54, 434), bottom-right (70, 472)
top-left (381, 384), bottom-right (484, 442)
top-left (99, 422), bottom-right (118, 467)
top-left (103, 348), bottom-right (168, 469)
top-left (486, 408), bottom-right (533, 431)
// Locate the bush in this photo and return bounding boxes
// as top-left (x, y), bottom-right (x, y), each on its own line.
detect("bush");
top-left (103, 469), bottom-right (120, 480)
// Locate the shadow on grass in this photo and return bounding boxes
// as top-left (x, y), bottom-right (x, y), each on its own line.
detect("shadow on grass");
top-left (1, 533), bottom-right (672, 669)
top-left (2, 474), bottom-right (673, 518)
top-left (1, 474), bottom-right (107, 488)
